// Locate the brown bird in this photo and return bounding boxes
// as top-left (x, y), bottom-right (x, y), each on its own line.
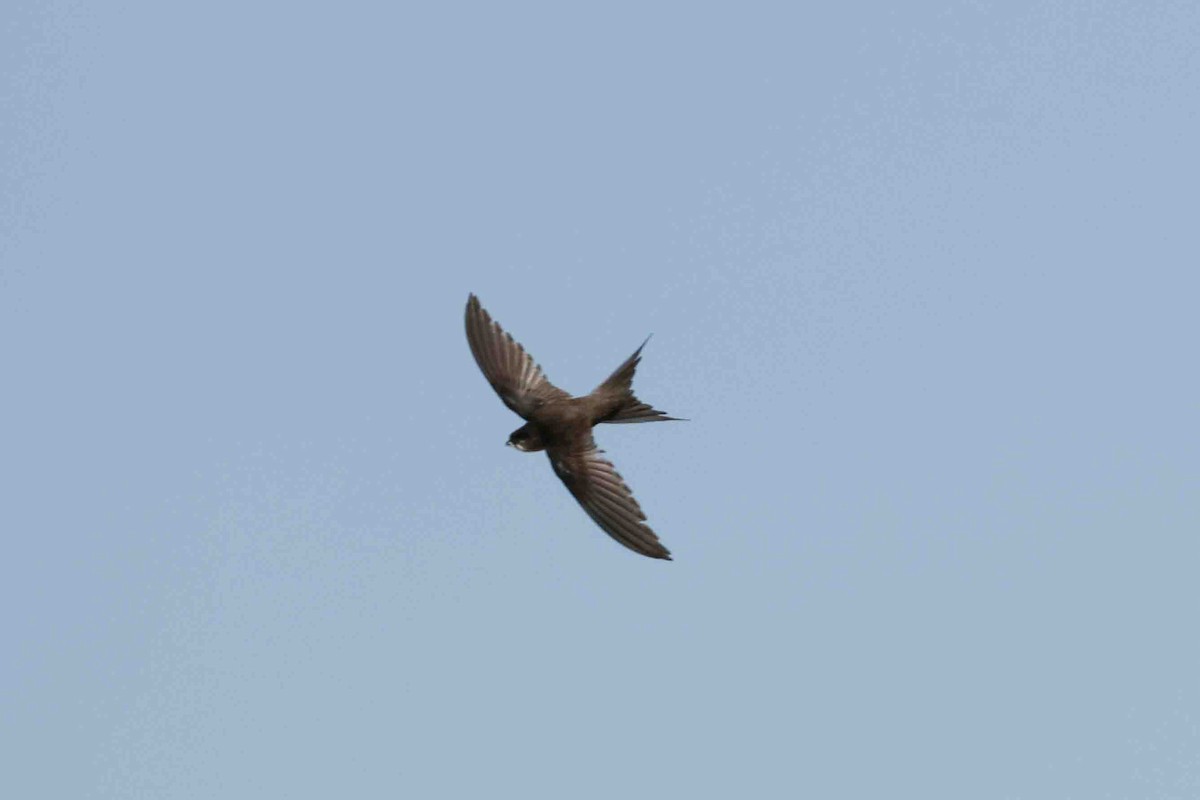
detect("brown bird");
top-left (465, 293), bottom-right (682, 560)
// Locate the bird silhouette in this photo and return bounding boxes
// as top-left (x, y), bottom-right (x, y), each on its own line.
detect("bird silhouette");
top-left (465, 293), bottom-right (682, 560)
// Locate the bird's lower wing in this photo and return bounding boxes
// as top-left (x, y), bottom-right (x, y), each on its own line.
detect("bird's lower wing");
top-left (547, 439), bottom-right (672, 560)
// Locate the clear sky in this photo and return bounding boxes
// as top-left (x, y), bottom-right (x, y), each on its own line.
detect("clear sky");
top-left (3, 2), bottom-right (1197, 797)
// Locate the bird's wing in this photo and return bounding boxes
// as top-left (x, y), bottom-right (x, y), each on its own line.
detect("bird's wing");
top-left (465, 294), bottom-right (570, 419)
top-left (547, 435), bottom-right (672, 560)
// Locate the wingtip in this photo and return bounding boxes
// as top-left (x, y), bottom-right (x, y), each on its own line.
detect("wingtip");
top-left (646, 542), bottom-right (673, 561)
top-left (635, 547), bottom-right (672, 561)
top-left (466, 293), bottom-right (488, 322)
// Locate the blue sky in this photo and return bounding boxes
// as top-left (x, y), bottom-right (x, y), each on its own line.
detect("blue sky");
top-left (3, 2), bottom-right (1198, 797)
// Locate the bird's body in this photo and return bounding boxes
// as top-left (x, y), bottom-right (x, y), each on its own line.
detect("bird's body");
top-left (507, 401), bottom-right (590, 453)
top-left (465, 293), bottom-right (681, 560)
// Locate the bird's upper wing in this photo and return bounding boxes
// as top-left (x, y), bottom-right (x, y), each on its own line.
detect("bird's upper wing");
top-left (465, 294), bottom-right (569, 419)
top-left (547, 435), bottom-right (672, 560)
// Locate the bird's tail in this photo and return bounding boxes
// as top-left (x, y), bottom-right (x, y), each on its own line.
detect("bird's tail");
top-left (591, 337), bottom-right (684, 424)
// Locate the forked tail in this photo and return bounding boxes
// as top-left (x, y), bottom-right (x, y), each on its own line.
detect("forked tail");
top-left (591, 336), bottom-right (684, 424)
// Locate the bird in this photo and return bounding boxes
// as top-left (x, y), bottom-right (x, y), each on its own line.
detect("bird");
top-left (464, 293), bottom-right (682, 560)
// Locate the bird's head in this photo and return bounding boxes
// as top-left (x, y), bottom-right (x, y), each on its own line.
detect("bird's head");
top-left (507, 423), bottom-right (545, 452)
